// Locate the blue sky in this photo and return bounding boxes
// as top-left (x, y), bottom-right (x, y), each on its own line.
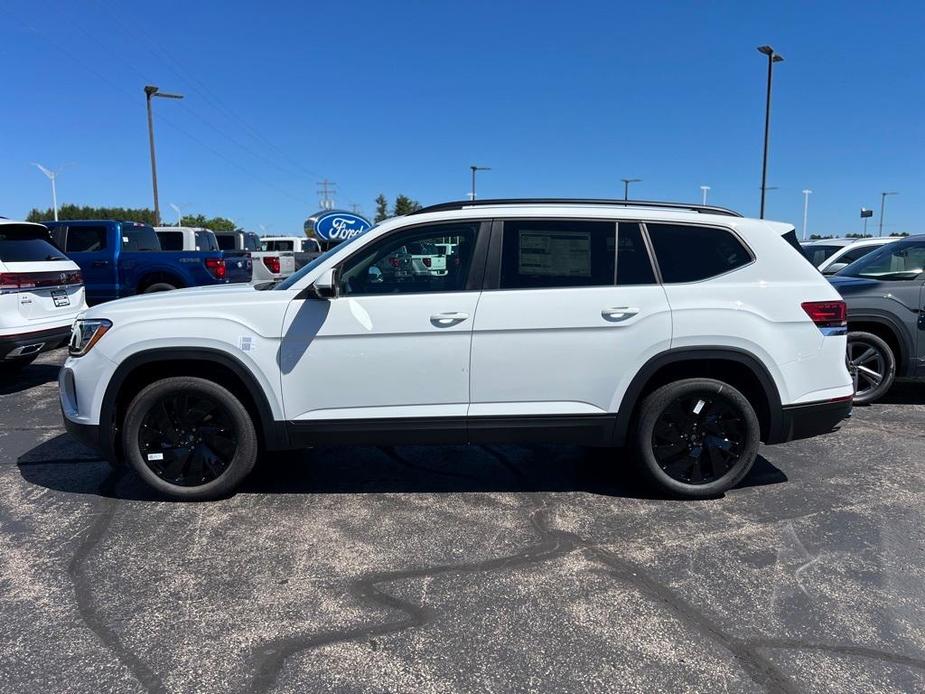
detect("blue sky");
top-left (2, 0), bottom-right (922, 236)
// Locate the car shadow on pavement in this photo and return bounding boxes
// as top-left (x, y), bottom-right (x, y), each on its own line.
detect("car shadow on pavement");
top-left (873, 380), bottom-right (925, 405)
top-left (0, 362), bottom-right (61, 396)
top-left (17, 434), bottom-right (787, 502)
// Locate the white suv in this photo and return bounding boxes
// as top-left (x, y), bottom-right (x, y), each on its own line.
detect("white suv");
top-left (1, 219), bottom-right (87, 369)
top-left (59, 200), bottom-right (853, 500)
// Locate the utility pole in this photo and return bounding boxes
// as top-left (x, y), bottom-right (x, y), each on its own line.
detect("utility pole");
top-left (470, 165), bottom-right (491, 200)
top-left (144, 85), bottom-right (183, 226)
top-left (700, 185), bottom-right (711, 205)
top-left (801, 189), bottom-right (812, 240)
top-left (621, 178), bottom-right (641, 200)
top-left (350, 203), bottom-right (361, 214)
top-left (757, 46), bottom-right (784, 219)
top-left (317, 179), bottom-right (336, 210)
top-left (878, 192), bottom-right (898, 237)
top-left (31, 163), bottom-right (61, 221)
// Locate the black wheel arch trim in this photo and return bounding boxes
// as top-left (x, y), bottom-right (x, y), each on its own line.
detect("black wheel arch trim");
top-left (845, 311), bottom-right (912, 376)
top-left (611, 346), bottom-right (784, 446)
top-left (99, 347), bottom-right (287, 460)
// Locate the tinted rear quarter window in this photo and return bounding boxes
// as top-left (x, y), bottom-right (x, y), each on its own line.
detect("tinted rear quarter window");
top-left (0, 225), bottom-right (66, 262)
top-left (65, 226), bottom-right (108, 252)
top-left (122, 225), bottom-right (160, 251)
top-left (500, 220), bottom-right (615, 289)
top-left (215, 234), bottom-right (236, 250)
top-left (157, 231), bottom-right (183, 250)
top-left (647, 223), bottom-right (751, 283)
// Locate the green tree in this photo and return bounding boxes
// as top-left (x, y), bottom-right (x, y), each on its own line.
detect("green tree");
top-left (27, 205), bottom-right (156, 224)
top-left (392, 195), bottom-right (422, 216)
top-left (374, 194), bottom-right (389, 223)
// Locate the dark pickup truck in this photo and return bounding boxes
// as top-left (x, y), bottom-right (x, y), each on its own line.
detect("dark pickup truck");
top-left (46, 220), bottom-right (251, 305)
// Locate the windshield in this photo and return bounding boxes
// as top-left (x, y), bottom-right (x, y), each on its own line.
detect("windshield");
top-left (838, 240), bottom-right (925, 280)
top-left (274, 233), bottom-right (369, 290)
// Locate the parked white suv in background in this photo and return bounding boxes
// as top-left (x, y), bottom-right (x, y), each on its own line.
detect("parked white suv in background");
top-left (801, 237), bottom-right (900, 274)
top-left (1, 219), bottom-right (87, 369)
top-left (59, 199), bottom-right (853, 500)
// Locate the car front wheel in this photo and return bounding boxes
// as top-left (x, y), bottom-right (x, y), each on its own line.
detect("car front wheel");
top-left (122, 377), bottom-right (258, 500)
top-left (634, 378), bottom-right (760, 498)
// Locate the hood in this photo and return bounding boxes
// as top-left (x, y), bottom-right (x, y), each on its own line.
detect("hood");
top-left (83, 283), bottom-right (262, 318)
top-left (827, 275), bottom-right (880, 295)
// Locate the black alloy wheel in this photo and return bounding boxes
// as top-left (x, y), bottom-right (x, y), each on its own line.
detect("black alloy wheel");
top-left (138, 392), bottom-right (238, 486)
top-left (634, 378), bottom-right (760, 498)
top-left (651, 392), bottom-right (746, 485)
top-left (846, 331), bottom-right (895, 404)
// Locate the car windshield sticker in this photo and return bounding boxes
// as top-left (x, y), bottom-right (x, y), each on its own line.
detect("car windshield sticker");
top-left (519, 230), bottom-right (592, 277)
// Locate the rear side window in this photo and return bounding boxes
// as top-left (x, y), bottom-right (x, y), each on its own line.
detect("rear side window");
top-left (122, 225), bottom-right (160, 251)
top-left (243, 233), bottom-right (260, 251)
top-left (215, 234), bottom-right (236, 250)
top-left (500, 220), bottom-right (615, 289)
top-left (65, 226), bottom-right (108, 252)
top-left (0, 225), bottom-right (66, 262)
top-left (647, 224), bottom-right (751, 283)
top-left (617, 223), bottom-right (656, 285)
top-left (802, 244), bottom-right (840, 266)
top-left (157, 231), bottom-right (183, 250)
top-left (195, 231), bottom-right (218, 251)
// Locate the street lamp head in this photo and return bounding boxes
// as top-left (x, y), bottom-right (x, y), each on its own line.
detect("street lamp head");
top-left (144, 85), bottom-right (159, 96)
top-left (757, 45), bottom-right (774, 56)
top-left (802, 189), bottom-right (813, 195)
top-left (883, 191), bottom-right (898, 196)
top-left (154, 91), bottom-right (184, 100)
top-left (622, 178), bottom-right (642, 184)
top-left (772, 54), bottom-right (784, 63)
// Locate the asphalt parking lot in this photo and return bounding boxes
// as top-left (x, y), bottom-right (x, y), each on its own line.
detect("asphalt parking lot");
top-left (1, 348), bottom-right (924, 693)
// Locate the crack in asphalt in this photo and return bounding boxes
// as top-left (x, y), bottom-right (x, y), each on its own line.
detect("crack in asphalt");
top-left (67, 468), bottom-right (168, 694)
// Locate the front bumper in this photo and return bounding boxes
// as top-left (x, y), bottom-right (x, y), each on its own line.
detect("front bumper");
top-left (0, 325), bottom-right (71, 360)
top-left (768, 398), bottom-right (853, 444)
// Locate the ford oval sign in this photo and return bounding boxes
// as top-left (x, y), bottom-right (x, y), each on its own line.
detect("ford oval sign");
top-left (312, 211), bottom-right (372, 243)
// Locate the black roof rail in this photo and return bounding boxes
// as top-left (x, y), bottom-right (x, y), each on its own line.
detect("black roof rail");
top-left (409, 198), bottom-right (743, 218)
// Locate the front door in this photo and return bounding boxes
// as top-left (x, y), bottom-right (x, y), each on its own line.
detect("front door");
top-left (469, 219), bottom-right (672, 426)
top-left (280, 221), bottom-right (487, 430)
top-left (57, 224), bottom-right (116, 304)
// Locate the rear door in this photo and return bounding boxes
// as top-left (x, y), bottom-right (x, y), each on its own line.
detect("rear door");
top-left (469, 219), bottom-right (672, 424)
top-left (59, 224), bottom-right (116, 303)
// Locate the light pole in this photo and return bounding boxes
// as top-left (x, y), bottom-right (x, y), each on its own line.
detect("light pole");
top-left (621, 178), bottom-right (641, 200)
top-left (145, 85), bottom-right (184, 226)
top-left (469, 165), bottom-right (491, 200)
top-left (700, 185), bottom-right (711, 205)
top-left (878, 192), bottom-right (898, 237)
top-left (801, 189), bottom-right (812, 240)
top-left (757, 45), bottom-right (784, 219)
top-left (31, 163), bottom-right (61, 221)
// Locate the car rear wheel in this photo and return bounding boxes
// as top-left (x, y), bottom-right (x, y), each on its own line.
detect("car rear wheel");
top-left (122, 377), bottom-right (258, 500)
top-left (847, 331), bottom-right (895, 404)
top-left (633, 378), bottom-right (760, 498)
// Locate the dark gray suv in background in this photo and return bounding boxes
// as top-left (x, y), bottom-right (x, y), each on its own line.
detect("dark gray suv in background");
top-left (830, 236), bottom-right (925, 403)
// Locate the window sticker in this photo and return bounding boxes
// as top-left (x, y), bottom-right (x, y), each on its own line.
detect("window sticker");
top-left (147, 453), bottom-right (164, 461)
top-left (518, 230), bottom-right (592, 277)
top-left (239, 336), bottom-right (255, 353)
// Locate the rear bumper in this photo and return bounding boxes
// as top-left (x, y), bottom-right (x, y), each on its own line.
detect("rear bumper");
top-left (0, 325), bottom-right (71, 360)
top-left (767, 398), bottom-right (853, 444)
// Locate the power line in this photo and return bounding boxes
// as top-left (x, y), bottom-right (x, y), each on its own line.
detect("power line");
top-left (317, 179), bottom-right (336, 210)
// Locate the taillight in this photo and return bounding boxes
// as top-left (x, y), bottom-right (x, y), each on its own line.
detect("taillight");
top-left (802, 300), bottom-right (847, 328)
top-left (205, 258), bottom-right (226, 280)
top-left (422, 257), bottom-right (432, 267)
top-left (0, 271), bottom-right (83, 293)
top-left (263, 256), bottom-right (281, 274)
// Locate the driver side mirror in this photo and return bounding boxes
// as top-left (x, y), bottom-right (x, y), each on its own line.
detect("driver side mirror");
top-left (823, 262), bottom-right (848, 275)
top-left (309, 268), bottom-right (337, 299)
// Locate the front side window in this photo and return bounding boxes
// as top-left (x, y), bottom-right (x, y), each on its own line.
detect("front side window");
top-left (840, 241), bottom-right (925, 280)
top-left (837, 246), bottom-right (878, 265)
top-left (157, 231), bottom-right (183, 250)
top-left (195, 231), bottom-right (218, 251)
top-left (243, 233), bottom-right (261, 251)
top-left (500, 220), bottom-right (615, 289)
top-left (647, 223), bottom-right (751, 283)
top-left (65, 225), bottom-right (107, 252)
top-left (338, 223), bottom-right (478, 296)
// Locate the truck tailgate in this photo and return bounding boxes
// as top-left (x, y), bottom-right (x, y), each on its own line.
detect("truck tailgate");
top-left (222, 251), bottom-right (253, 283)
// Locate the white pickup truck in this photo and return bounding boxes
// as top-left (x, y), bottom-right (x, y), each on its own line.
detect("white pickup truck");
top-left (213, 230), bottom-right (294, 282)
top-left (259, 235), bottom-right (322, 271)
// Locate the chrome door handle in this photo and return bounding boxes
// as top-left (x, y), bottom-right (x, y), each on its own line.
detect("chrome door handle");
top-left (430, 312), bottom-right (470, 327)
top-left (601, 307), bottom-right (639, 322)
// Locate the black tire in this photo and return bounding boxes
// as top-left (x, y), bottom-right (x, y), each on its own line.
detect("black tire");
top-left (121, 377), bottom-right (258, 500)
top-left (143, 282), bottom-right (178, 293)
top-left (0, 355), bottom-right (38, 372)
top-left (847, 331), bottom-right (895, 405)
top-left (633, 378), bottom-right (760, 499)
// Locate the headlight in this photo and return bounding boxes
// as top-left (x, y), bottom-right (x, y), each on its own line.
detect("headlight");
top-left (69, 319), bottom-right (112, 357)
